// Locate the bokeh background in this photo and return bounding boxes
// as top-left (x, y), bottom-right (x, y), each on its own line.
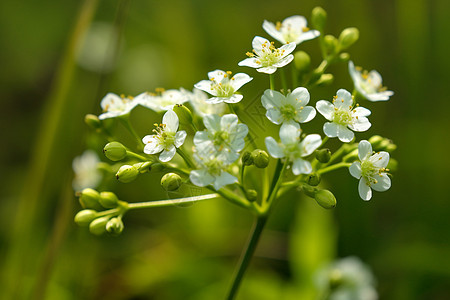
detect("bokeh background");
top-left (1, 0), bottom-right (449, 299)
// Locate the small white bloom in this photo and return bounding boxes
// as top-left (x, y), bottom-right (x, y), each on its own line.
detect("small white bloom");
top-left (316, 89), bottom-right (371, 143)
top-left (72, 150), bottom-right (102, 191)
top-left (265, 123), bottom-right (321, 175)
top-left (194, 114), bottom-right (248, 163)
top-left (185, 88), bottom-right (227, 117)
top-left (262, 15), bottom-right (320, 45)
top-left (142, 110), bottom-right (187, 162)
top-left (238, 36), bottom-right (296, 74)
top-left (261, 87), bottom-right (316, 126)
top-left (194, 70), bottom-right (253, 104)
top-left (190, 148), bottom-right (237, 190)
top-left (349, 140), bottom-right (391, 201)
top-left (136, 88), bottom-right (189, 112)
top-left (349, 61), bottom-right (394, 102)
top-left (98, 93), bottom-right (139, 120)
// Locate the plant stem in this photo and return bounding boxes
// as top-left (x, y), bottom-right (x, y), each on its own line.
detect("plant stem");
top-left (127, 193), bottom-right (220, 210)
top-left (177, 147), bottom-right (195, 168)
top-left (280, 68), bottom-right (288, 92)
top-left (269, 74), bottom-right (275, 90)
top-left (317, 162), bottom-right (351, 175)
top-left (120, 115), bottom-right (143, 149)
top-left (126, 150), bottom-right (148, 161)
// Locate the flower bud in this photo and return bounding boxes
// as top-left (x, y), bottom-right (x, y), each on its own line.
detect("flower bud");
top-left (338, 27), bottom-right (359, 50)
top-left (251, 149), bottom-right (269, 168)
top-left (99, 191), bottom-right (119, 208)
top-left (103, 142), bottom-right (127, 161)
top-left (306, 173), bottom-right (321, 186)
top-left (323, 35), bottom-right (338, 55)
top-left (74, 209), bottom-right (98, 226)
top-left (316, 73), bottom-right (334, 86)
top-left (368, 135), bottom-right (384, 148)
top-left (134, 161), bottom-right (152, 173)
top-left (338, 52), bottom-right (350, 62)
top-left (300, 183), bottom-right (317, 198)
top-left (315, 148), bottom-right (331, 163)
top-left (328, 269), bottom-right (344, 290)
top-left (116, 165), bottom-right (139, 183)
top-left (294, 51), bottom-right (311, 71)
top-left (106, 217), bottom-right (124, 235)
top-left (84, 114), bottom-right (101, 129)
top-left (161, 173), bottom-right (182, 191)
top-left (314, 189), bottom-right (336, 209)
top-left (173, 104), bottom-right (193, 126)
top-left (149, 162), bottom-right (165, 172)
top-left (311, 6), bottom-right (327, 32)
top-left (79, 188), bottom-right (102, 210)
top-left (246, 189), bottom-right (258, 202)
top-left (242, 151), bottom-right (253, 166)
top-left (89, 216), bottom-right (110, 235)
top-left (343, 149), bottom-right (359, 162)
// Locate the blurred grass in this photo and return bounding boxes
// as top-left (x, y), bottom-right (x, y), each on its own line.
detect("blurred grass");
top-left (0, 0), bottom-right (449, 299)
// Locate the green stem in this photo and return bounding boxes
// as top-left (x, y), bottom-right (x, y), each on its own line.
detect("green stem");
top-left (317, 162), bottom-right (351, 175)
top-left (269, 74), bottom-right (275, 90)
top-left (126, 150), bottom-right (148, 161)
top-left (127, 193), bottom-right (220, 210)
top-left (291, 66), bottom-right (298, 88)
top-left (177, 147), bottom-right (195, 168)
top-left (240, 164), bottom-right (246, 189)
top-left (327, 144), bottom-right (350, 165)
top-left (280, 68), bottom-right (288, 92)
top-left (119, 115), bottom-right (143, 149)
top-left (320, 136), bottom-right (329, 148)
top-left (226, 215), bottom-right (267, 300)
top-left (264, 159), bottom-right (289, 209)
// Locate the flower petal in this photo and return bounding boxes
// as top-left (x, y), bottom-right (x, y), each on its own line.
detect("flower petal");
top-left (190, 169), bottom-right (215, 187)
top-left (238, 58), bottom-right (261, 68)
top-left (159, 146), bottom-right (176, 162)
top-left (358, 178), bottom-right (372, 201)
top-left (316, 100), bottom-right (334, 121)
top-left (335, 89), bottom-right (353, 109)
top-left (261, 89), bottom-right (283, 109)
top-left (289, 87), bottom-right (310, 105)
top-left (337, 126), bottom-right (354, 143)
top-left (349, 116), bottom-right (371, 132)
top-left (296, 106), bottom-right (316, 123)
top-left (300, 134), bottom-right (322, 156)
top-left (272, 54), bottom-right (294, 68)
top-left (143, 138), bottom-right (164, 154)
top-left (266, 108), bottom-right (283, 125)
top-left (162, 110), bottom-right (179, 132)
top-left (265, 137), bottom-right (284, 158)
top-left (296, 29), bottom-right (320, 44)
top-left (208, 69), bottom-right (226, 82)
top-left (203, 114), bottom-right (221, 133)
top-left (174, 130), bottom-right (187, 148)
top-left (353, 107), bottom-right (371, 117)
top-left (279, 122), bottom-right (300, 145)
top-left (230, 73), bottom-right (253, 91)
top-left (349, 161), bottom-right (362, 179)
top-left (371, 173), bottom-right (391, 192)
top-left (370, 151), bottom-right (390, 168)
top-left (278, 43), bottom-right (296, 57)
top-left (213, 172), bottom-right (237, 190)
top-left (262, 20), bottom-right (284, 43)
top-left (193, 131), bottom-right (211, 147)
top-left (224, 94), bottom-right (243, 104)
top-left (323, 122), bottom-right (339, 138)
top-left (257, 66), bottom-right (278, 74)
top-left (358, 140), bottom-right (372, 161)
top-left (292, 158), bottom-right (312, 175)
top-left (252, 36), bottom-right (270, 55)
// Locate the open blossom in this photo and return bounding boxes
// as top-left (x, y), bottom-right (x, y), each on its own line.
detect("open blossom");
top-left (72, 150), bottom-right (102, 191)
top-left (194, 114), bottom-right (248, 163)
top-left (238, 36), bottom-right (296, 74)
top-left (142, 110), bottom-right (187, 162)
top-left (263, 15), bottom-right (319, 45)
top-left (349, 61), bottom-right (394, 101)
top-left (265, 123), bottom-right (321, 175)
top-left (316, 89), bottom-right (371, 143)
top-left (194, 70), bottom-right (252, 104)
top-left (261, 87), bottom-right (316, 126)
top-left (184, 88), bottom-right (227, 117)
top-left (349, 140), bottom-right (391, 201)
top-left (98, 93), bottom-right (139, 120)
top-left (136, 88), bottom-right (189, 112)
top-left (190, 148), bottom-right (237, 190)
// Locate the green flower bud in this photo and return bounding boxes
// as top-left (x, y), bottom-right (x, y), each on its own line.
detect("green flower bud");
top-left (149, 162), bottom-right (165, 172)
top-left (74, 209), bottom-right (98, 226)
top-left (306, 173), bottom-right (321, 186)
top-left (338, 27), bottom-right (359, 50)
top-left (251, 149), bottom-right (269, 168)
top-left (134, 161), bottom-right (152, 173)
top-left (116, 165), bottom-right (139, 183)
top-left (300, 183), bottom-right (317, 198)
top-left (78, 188), bottom-right (102, 210)
top-left (246, 189), bottom-right (258, 202)
top-left (311, 6), bottom-right (327, 31)
top-left (103, 142), bottom-right (127, 161)
top-left (242, 151), bottom-right (253, 166)
top-left (314, 189), bottom-right (336, 209)
top-left (173, 104), bottom-right (193, 126)
top-left (315, 148), bottom-right (331, 163)
top-left (328, 269), bottom-right (344, 290)
top-left (368, 135), bottom-right (384, 148)
top-left (343, 149), bottom-right (359, 162)
top-left (161, 173), bottom-right (182, 191)
top-left (323, 35), bottom-right (338, 55)
top-left (316, 73), bottom-right (334, 86)
top-left (89, 216), bottom-right (110, 236)
top-left (84, 114), bottom-right (101, 129)
top-left (106, 217), bottom-right (124, 235)
top-left (99, 191), bottom-right (119, 208)
top-left (294, 51), bottom-right (311, 71)
top-left (338, 52), bottom-right (350, 62)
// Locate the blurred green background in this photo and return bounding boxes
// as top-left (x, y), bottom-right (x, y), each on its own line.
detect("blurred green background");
top-left (1, 0), bottom-right (449, 299)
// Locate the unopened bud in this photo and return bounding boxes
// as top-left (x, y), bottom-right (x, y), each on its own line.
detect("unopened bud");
top-left (103, 142), bottom-right (127, 161)
top-left (74, 209), bottom-right (98, 226)
top-left (79, 188), bottom-right (102, 210)
top-left (368, 135), bottom-right (384, 148)
top-left (106, 217), bottom-right (124, 235)
top-left (314, 189), bottom-right (336, 209)
top-left (338, 52), bottom-right (350, 62)
top-left (149, 162), bottom-right (165, 172)
top-left (315, 148), bottom-right (331, 163)
top-left (306, 173), bottom-right (321, 186)
top-left (134, 161), bottom-right (152, 173)
top-left (246, 189), bottom-right (258, 201)
top-left (242, 151), bottom-right (253, 166)
top-left (89, 216), bottom-right (110, 236)
top-left (84, 114), bottom-right (101, 129)
top-left (161, 173), bottom-right (182, 191)
top-left (116, 165), bottom-right (139, 183)
top-left (300, 183), bottom-right (317, 198)
top-left (311, 7), bottom-right (327, 32)
top-left (316, 73), bottom-right (334, 86)
top-left (339, 27), bottom-right (359, 50)
top-left (173, 104), bottom-right (193, 126)
top-left (294, 51), bottom-right (311, 71)
top-left (251, 149), bottom-right (269, 168)
top-left (99, 191), bottom-right (119, 208)
top-left (324, 35), bottom-right (338, 55)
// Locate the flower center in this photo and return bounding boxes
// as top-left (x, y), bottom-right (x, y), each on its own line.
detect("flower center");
top-left (204, 159), bottom-right (224, 176)
top-left (255, 41), bottom-right (285, 67)
top-left (212, 81), bottom-right (234, 97)
top-left (361, 160), bottom-right (378, 186)
top-left (213, 130), bottom-right (230, 147)
top-left (280, 104), bottom-right (297, 120)
top-left (333, 109), bottom-right (352, 126)
top-left (154, 124), bottom-right (175, 149)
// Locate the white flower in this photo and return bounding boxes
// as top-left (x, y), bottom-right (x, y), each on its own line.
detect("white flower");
top-left (185, 88), bottom-right (227, 117)
top-left (265, 123), bottom-right (321, 175)
top-left (194, 114), bottom-right (248, 163)
top-left (349, 61), bottom-right (394, 102)
top-left (194, 70), bottom-right (253, 104)
top-left (238, 36), bottom-right (296, 74)
top-left (72, 150), bottom-right (102, 191)
top-left (349, 140), bottom-right (391, 201)
top-left (190, 148), bottom-right (237, 190)
top-left (136, 88), bottom-right (189, 112)
top-left (142, 110), bottom-right (187, 162)
top-left (316, 89), bottom-right (371, 143)
top-left (261, 87), bottom-right (316, 126)
top-left (98, 93), bottom-right (139, 120)
top-left (262, 15), bottom-right (320, 45)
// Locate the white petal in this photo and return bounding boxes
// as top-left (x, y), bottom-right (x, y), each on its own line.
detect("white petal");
top-left (265, 137), bottom-right (284, 158)
top-left (193, 131), bottom-right (212, 147)
top-left (278, 43), bottom-right (296, 57)
top-left (194, 80), bottom-right (216, 96)
top-left (335, 89), bottom-right (353, 109)
top-left (174, 130), bottom-right (187, 148)
top-left (359, 178), bottom-right (372, 201)
top-left (100, 93), bottom-right (122, 111)
top-left (295, 30), bottom-right (320, 44)
top-left (252, 36), bottom-right (270, 55)
top-left (370, 151), bottom-right (390, 168)
top-left (224, 94), bottom-right (243, 104)
top-left (358, 140), bottom-right (372, 161)
top-left (142, 134), bottom-right (157, 144)
top-left (207, 69), bottom-right (226, 82)
top-left (296, 106), bottom-right (316, 123)
top-left (230, 73), bottom-right (253, 91)
top-left (300, 134), bottom-right (322, 156)
top-left (213, 172), bottom-right (237, 190)
top-left (368, 70), bottom-right (383, 88)
top-left (266, 108), bottom-right (283, 125)
top-left (205, 96), bottom-right (225, 104)
top-left (349, 161), bottom-right (362, 179)
top-left (323, 122), bottom-right (339, 138)
top-left (353, 107), bottom-right (371, 117)
top-left (292, 158), bottom-right (312, 175)
top-left (190, 169), bottom-right (214, 187)
top-left (371, 173), bottom-right (391, 192)
top-left (162, 110), bottom-right (179, 132)
top-left (337, 126), bottom-right (355, 143)
top-left (289, 87), bottom-right (310, 105)
top-left (143, 139), bottom-right (164, 154)
top-left (316, 100), bottom-right (334, 120)
top-left (348, 61), bottom-right (359, 82)
top-left (238, 58), bottom-right (261, 68)
top-left (220, 114), bottom-right (239, 130)
top-left (203, 114), bottom-right (221, 133)
top-left (366, 91), bottom-right (393, 102)
top-left (159, 146), bottom-right (176, 162)
top-left (261, 89), bottom-right (283, 109)
top-left (282, 16), bottom-right (307, 31)
top-left (262, 20), bottom-right (284, 43)
top-left (349, 117), bottom-right (371, 132)
top-left (257, 66), bottom-right (278, 74)
top-left (98, 111), bottom-right (120, 120)
top-left (272, 54), bottom-right (294, 68)
top-left (279, 122), bottom-right (300, 145)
